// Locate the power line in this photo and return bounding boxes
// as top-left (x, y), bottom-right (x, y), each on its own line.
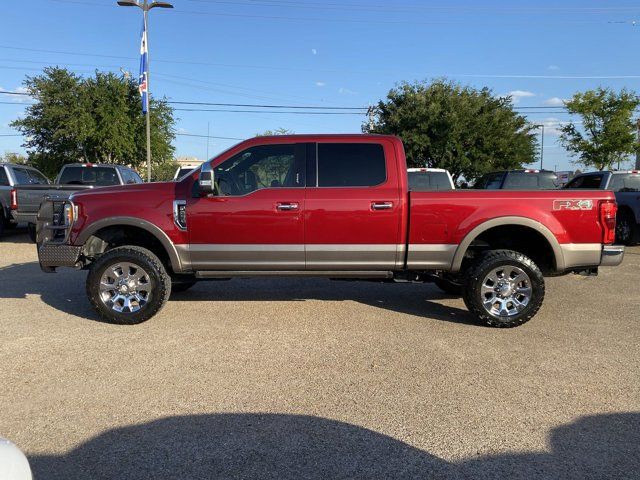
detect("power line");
top-left (168, 101), bottom-right (366, 110)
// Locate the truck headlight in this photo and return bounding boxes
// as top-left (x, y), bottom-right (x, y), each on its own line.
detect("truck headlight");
top-left (63, 202), bottom-right (76, 227)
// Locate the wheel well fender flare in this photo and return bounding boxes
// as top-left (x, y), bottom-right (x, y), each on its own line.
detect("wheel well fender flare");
top-left (450, 216), bottom-right (565, 273)
top-left (76, 217), bottom-right (185, 273)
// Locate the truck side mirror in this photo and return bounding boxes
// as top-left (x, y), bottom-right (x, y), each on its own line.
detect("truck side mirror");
top-left (198, 163), bottom-right (215, 196)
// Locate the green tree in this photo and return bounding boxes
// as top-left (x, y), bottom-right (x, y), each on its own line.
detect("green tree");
top-left (151, 159), bottom-right (179, 182)
top-left (256, 128), bottom-right (294, 136)
top-left (559, 87), bottom-right (640, 171)
top-left (1, 152), bottom-right (28, 164)
top-left (364, 79), bottom-right (537, 181)
top-left (11, 67), bottom-right (175, 178)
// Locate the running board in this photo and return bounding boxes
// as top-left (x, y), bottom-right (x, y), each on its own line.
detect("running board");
top-left (195, 270), bottom-right (394, 279)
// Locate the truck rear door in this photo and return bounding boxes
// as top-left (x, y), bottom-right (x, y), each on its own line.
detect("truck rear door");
top-left (304, 140), bottom-right (403, 270)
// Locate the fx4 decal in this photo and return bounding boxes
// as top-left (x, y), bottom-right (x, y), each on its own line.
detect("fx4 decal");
top-left (553, 199), bottom-right (594, 211)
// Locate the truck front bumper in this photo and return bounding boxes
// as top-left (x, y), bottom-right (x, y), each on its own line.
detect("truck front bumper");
top-left (38, 243), bottom-right (82, 272)
top-left (600, 245), bottom-right (625, 267)
top-left (36, 198), bottom-right (80, 272)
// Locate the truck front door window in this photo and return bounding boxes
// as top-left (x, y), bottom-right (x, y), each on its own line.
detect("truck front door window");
top-left (214, 144), bottom-right (300, 196)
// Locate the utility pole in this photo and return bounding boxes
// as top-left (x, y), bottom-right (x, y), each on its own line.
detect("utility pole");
top-left (206, 122), bottom-right (211, 160)
top-left (539, 124), bottom-right (545, 170)
top-left (636, 118), bottom-right (640, 170)
top-left (117, 0), bottom-right (174, 182)
top-left (367, 106), bottom-right (375, 131)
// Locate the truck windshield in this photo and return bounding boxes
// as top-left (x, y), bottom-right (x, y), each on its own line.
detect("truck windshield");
top-left (58, 167), bottom-right (120, 186)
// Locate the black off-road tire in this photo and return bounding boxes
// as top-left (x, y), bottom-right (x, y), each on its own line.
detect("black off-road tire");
top-left (171, 280), bottom-right (198, 293)
top-left (616, 210), bottom-right (637, 246)
top-left (462, 249), bottom-right (545, 328)
top-left (86, 246), bottom-right (171, 325)
top-left (434, 275), bottom-right (463, 296)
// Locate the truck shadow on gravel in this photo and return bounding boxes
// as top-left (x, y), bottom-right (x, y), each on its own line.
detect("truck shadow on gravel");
top-left (0, 262), bottom-right (476, 326)
top-left (28, 412), bottom-right (639, 480)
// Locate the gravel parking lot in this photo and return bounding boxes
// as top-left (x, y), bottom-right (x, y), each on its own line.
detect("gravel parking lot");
top-left (1, 228), bottom-right (638, 479)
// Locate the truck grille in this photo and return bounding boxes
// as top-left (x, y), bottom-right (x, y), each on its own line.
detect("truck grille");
top-left (37, 198), bottom-right (70, 244)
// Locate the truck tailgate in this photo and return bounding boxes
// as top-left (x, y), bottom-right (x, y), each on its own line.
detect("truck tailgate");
top-left (16, 185), bottom-right (90, 218)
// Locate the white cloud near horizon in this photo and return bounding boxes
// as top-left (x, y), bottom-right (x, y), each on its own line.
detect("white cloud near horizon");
top-left (543, 97), bottom-right (566, 106)
top-left (503, 90), bottom-right (535, 103)
top-left (315, 81), bottom-right (326, 87)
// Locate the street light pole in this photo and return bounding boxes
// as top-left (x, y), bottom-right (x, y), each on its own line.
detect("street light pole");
top-left (117, 0), bottom-right (173, 182)
top-left (539, 124), bottom-right (545, 170)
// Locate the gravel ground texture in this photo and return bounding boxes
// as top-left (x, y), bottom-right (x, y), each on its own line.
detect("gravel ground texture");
top-left (0, 228), bottom-right (638, 479)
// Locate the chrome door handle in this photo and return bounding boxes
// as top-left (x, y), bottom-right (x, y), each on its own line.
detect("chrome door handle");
top-left (371, 201), bottom-right (393, 211)
top-left (277, 202), bottom-right (299, 211)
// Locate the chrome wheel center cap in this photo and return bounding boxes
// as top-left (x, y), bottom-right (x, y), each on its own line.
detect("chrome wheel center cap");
top-left (496, 282), bottom-right (514, 298)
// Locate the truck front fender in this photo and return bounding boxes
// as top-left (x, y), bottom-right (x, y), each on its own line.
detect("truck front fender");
top-left (75, 217), bottom-right (188, 273)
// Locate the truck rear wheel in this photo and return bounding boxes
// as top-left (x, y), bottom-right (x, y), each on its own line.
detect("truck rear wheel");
top-left (462, 249), bottom-right (545, 328)
top-left (86, 246), bottom-right (171, 325)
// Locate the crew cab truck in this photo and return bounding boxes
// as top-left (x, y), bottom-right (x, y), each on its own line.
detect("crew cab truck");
top-left (565, 170), bottom-right (640, 245)
top-left (36, 135), bottom-right (624, 328)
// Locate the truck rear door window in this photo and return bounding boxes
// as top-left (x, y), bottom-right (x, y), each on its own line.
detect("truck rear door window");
top-left (317, 143), bottom-right (386, 187)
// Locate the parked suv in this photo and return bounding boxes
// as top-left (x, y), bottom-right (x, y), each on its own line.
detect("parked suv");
top-left (565, 170), bottom-right (640, 245)
top-left (0, 162), bottom-right (50, 236)
top-left (473, 170), bottom-right (560, 190)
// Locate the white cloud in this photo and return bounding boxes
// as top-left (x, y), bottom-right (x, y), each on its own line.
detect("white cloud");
top-left (338, 87), bottom-right (358, 95)
top-left (543, 97), bottom-right (566, 107)
top-left (507, 90), bottom-right (535, 103)
top-left (315, 81), bottom-right (326, 87)
top-left (311, 48), bottom-right (318, 55)
top-left (548, 65), bottom-right (560, 71)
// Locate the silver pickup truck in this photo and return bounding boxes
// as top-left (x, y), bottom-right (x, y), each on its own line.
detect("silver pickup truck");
top-left (5, 163), bottom-right (143, 240)
top-left (1, 162), bottom-right (57, 236)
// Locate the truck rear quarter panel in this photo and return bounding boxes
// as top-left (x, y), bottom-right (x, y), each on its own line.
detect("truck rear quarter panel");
top-left (408, 189), bottom-right (616, 271)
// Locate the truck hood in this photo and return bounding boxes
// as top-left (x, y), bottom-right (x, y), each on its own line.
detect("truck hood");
top-left (69, 181), bottom-right (179, 202)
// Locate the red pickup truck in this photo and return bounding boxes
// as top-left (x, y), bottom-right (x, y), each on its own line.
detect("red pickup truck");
top-left (36, 134), bottom-right (624, 327)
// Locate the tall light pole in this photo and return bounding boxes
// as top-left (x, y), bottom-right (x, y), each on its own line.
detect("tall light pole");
top-left (532, 124), bottom-right (545, 170)
top-left (117, 0), bottom-right (173, 182)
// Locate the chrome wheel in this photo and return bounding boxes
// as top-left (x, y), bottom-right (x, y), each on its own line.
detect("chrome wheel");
top-left (480, 265), bottom-right (532, 318)
top-left (99, 262), bottom-right (151, 314)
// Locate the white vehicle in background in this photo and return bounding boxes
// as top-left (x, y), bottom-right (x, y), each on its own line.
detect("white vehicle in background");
top-left (173, 164), bottom-right (202, 180)
top-left (407, 168), bottom-right (455, 191)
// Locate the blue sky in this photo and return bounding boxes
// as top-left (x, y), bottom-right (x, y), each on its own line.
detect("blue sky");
top-left (1, 0), bottom-right (640, 172)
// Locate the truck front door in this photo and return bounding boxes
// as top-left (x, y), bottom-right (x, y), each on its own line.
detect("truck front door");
top-left (187, 143), bottom-right (306, 270)
top-left (304, 141), bottom-right (403, 270)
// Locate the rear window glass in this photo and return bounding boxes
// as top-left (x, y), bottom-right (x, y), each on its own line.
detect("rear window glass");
top-left (565, 175), bottom-right (604, 189)
top-left (608, 174), bottom-right (640, 192)
top-left (27, 169), bottom-right (49, 185)
top-left (408, 172), bottom-right (453, 191)
top-left (474, 172), bottom-right (505, 189)
top-left (503, 172), bottom-right (559, 190)
top-left (58, 166), bottom-right (120, 186)
top-left (317, 143), bottom-right (386, 187)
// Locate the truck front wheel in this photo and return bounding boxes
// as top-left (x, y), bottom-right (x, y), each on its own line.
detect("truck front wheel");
top-left (462, 250), bottom-right (545, 328)
top-left (86, 246), bottom-right (171, 325)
